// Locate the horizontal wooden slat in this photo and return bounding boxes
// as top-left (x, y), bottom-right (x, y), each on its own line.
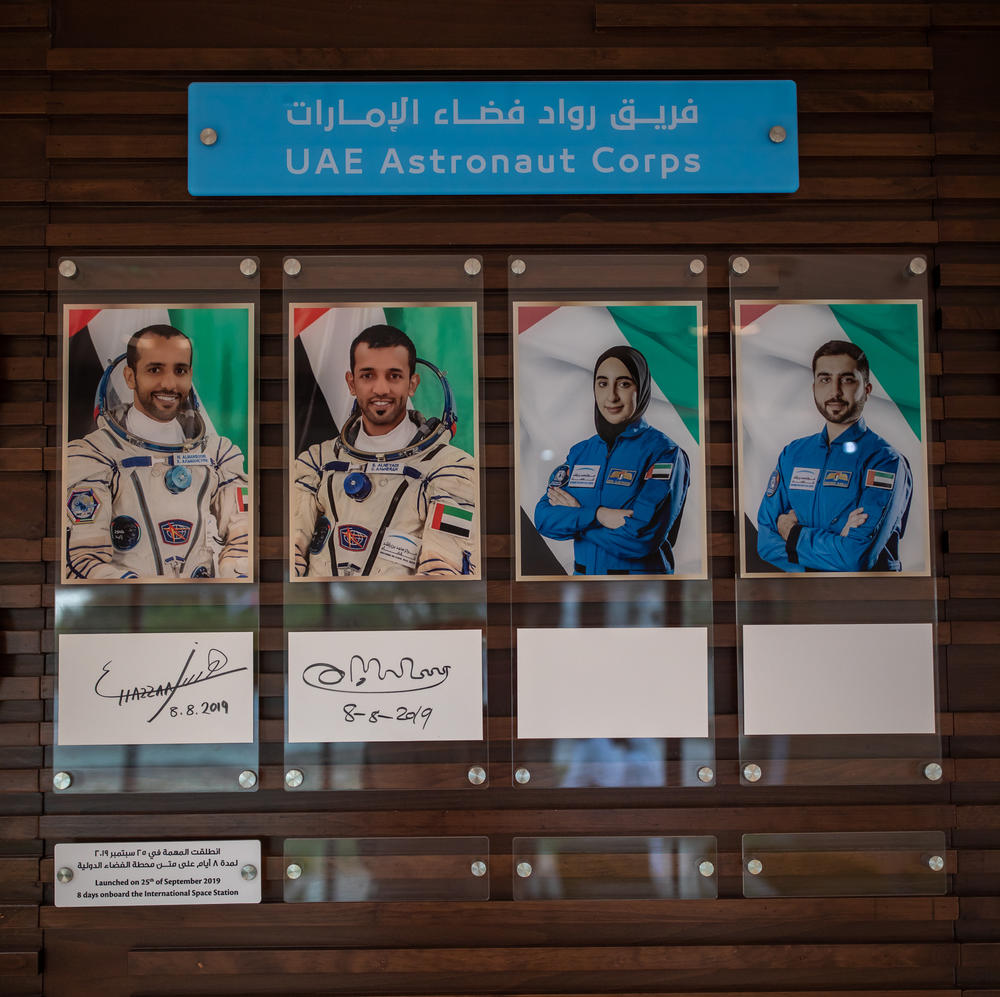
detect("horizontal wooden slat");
top-left (938, 264), bottom-right (1000, 287)
top-left (932, 3), bottom-right (1000, 26)
top-left (595, 4), bottom-right (931, 28)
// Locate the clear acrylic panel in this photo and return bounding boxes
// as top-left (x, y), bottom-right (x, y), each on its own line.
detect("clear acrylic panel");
top-left (513, 835), bottom-right (718, 900)
top-left (510, 255), bottom-right (714, 788)
top-left (730, 254), bottom-right (940, 785)
top-left (283, 836), bottom-right (490, 902)
top-left (53, 256), bottom-right (260, 793)
top-left (742, 831), bottom-right (948, 897)
top-left (282, 256), bottom-right (488, 790)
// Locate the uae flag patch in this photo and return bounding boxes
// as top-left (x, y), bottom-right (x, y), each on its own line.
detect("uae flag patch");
top-left (865, 468), bottom-right (896, 490)
top-left (236, 486), bottom-right (249, 513)
top-left (645, 461), bottom-right (674, 481)
top-left (430, 502), bottom-right (473, 538)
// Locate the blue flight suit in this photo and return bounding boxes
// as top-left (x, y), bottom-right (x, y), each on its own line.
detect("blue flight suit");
top-left (757, 417), bottom-right (912, 572)
top-left (534, 419), bottom-right (690, 574)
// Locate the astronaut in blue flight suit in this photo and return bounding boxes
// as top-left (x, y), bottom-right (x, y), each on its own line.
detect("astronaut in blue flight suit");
top-left (534, 345), bottom-right (690, 575)
top-left (757, 339), bottom-right (913, 572)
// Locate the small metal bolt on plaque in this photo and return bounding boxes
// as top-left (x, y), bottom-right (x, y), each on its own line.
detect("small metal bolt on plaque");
top-left (908, 257), bottom-right (928, 277)
top-left (747, 858), bottom-right (763, 876)
top-left (237, 769), bottom-right (257, 789)
top-left (199, 127), bottom-right (218, 146)
top-left (697, 765), bottom-right (714, 784)
top-left (464, 258), bottom-right (482, 277)
top-left (284, 258), bottom-right (302, 277)
top-left (58, 260), bottom-right (78, 279)
top-left (732, 256), bottom-right (751, 276)
top-left (53, 771), bottom-right (72, 791)
top-left (743, 762), bottom-right (762, 783)
top-left (768, 125), bottom-right (787, 144)
top-left (56, 867), bottom-right (74, 884)
top-left (285, 769), bottom-right (304, 789)
top-left (510, 258), bottom-right (527, 276)
top-left (698, 860), bottom-right (715, 878)
top-left (924, 762), bottom-right (943, 782)
top-left (689, 258), bottom-right (705, 276)
top-left (516, 861), bottom-right (533, 878)
top-left (239, 258), bottom-right (258, 278)
top-left (928, 854), bottom-right (945, 872)
top-left (286, 863), bottom-right (302, 880)
top-left (241, 864), bottom-right (258, 881)
top-left (467, 766), bottom-right (486, 786)
top-left (470, 861), bottom-right (487, 878)
top-left (514, 766), bottom-right (531, 785)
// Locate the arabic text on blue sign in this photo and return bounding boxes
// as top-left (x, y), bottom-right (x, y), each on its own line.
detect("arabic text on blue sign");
top-left (188, 81), bottom-right (798, 196)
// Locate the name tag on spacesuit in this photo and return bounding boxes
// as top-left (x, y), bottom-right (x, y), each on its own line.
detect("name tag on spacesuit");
top-left (568, 465), bottom-right (600, 488)
top-left (378, 531), bottom-right (420, 570)
top-left (789, 466), bottom-right (820, 491)
top-left (367, 461), bottom-right (405, 475)
top-left (171, 453), bottom-right (212, 467)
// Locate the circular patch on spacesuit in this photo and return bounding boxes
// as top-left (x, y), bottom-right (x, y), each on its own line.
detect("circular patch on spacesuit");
top-left (765, 469), bottom-right (780, 498)
top-left (191, 565), bottom-right (212, 578)
top-left (309, 516), bottom-right (331, 554)
top-left (548, 463), bottom-right (570, 488)
top-left (110, 515), bottom-right (141, 551)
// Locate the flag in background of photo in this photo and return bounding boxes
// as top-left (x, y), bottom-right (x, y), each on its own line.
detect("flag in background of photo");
top-left (516, 303), bottom-right (705, 577)
top-left (294, 304), bottom-right (478, 457)
top-left (65, 305), bottom-right (252, 457)
top-left (736, 301), bottom-right (927, 573)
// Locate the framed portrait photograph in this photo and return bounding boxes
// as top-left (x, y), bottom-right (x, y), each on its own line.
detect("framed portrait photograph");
top-left (734, 299), bottom-right (930, 577)
top-left (514, 300), bottom-right (707, 580)
top-left (61, 302), bottom-right (255, 584)
top-left (289, 301), bottom-right (481, 581)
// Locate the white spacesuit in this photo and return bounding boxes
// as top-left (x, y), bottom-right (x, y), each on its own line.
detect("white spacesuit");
top-left (292, 409), bottom-right (478, 579)
top-left (64, 365), bottom-right (249, 581)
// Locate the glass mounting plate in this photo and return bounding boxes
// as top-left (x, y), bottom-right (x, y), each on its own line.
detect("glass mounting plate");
top-left (510, 254), bottom-right (714, 788)
top-left (283, 837), bottom-right (490, 902)
top-left (282, 256), bottom-right (487, 790)
top-left (53, 256), bottom-right (260, 794)
top-left (730, 254), bottom-right (940, 786)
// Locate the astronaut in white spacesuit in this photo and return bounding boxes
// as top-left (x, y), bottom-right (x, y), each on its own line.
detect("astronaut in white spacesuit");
top-left (64, 324), bottom-right (250, 581)
top-left (292, 324), bottom-right (478, 579)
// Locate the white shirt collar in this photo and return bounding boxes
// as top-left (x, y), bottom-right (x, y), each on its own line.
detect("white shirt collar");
top-left (355, 416), bottom-right (415, 455)
top-left (126, 406), bottom-right (185, 446)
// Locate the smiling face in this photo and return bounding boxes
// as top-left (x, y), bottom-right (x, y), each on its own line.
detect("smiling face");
top-left (123, 333), bottom-right (193, 423)
top-left (346, 342), bottom-right (420, 436)
top-left (813, 353), bottom-right (872, 430)
top-left (594, 356), bottom-right (638, 425)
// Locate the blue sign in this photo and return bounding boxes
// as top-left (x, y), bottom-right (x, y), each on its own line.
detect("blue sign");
top-left (188, 81), bottom-right (797, 196)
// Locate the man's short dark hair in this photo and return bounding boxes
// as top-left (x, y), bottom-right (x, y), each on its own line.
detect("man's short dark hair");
top-left (126, 324), bottom-right (192, 371)
top-left (812, 339), bottom-right (870, 383)
top-left (349, 324), bottom-right (416, 377)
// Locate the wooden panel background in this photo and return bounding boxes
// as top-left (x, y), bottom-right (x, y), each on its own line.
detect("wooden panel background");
top-left (0, 0), bottom-right (998, 993)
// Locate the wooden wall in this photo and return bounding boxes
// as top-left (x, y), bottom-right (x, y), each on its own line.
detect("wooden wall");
top-left (1, 0), bottom-right (999, 993)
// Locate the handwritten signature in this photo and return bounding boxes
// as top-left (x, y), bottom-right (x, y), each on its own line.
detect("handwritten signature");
top-left (303, 655), bottom-right (450, 695)
top-left (93, 646), bottom-right (248, 723)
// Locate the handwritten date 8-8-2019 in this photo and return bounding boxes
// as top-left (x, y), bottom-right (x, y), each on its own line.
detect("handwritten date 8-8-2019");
top-left (343, 703), bottom-right (433, 730)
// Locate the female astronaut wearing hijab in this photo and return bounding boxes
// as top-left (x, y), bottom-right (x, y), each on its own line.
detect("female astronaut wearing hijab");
top-left (533, 345), bottom-right (690, 575)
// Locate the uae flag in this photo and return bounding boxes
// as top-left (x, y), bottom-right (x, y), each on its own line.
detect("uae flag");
top-left (515, 303), bottom-right (705, 577)
top-left (293, 304), bottom-right (477, 458)
top-left (735, 301), bottom-right (927, 573)
top-left (65, 305), bottom-right (252, 457)
top-left (430, 501), bottom-right (473, 538)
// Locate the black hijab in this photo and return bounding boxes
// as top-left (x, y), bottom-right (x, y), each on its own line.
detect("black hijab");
top-left (593, 345), bottom-right (651, 448)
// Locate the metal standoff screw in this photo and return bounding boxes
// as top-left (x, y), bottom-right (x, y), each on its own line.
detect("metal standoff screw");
top-left (697, 766), bottom-right (714, 784)
top-left (510, 258), bottom-right (527, 276)
top-left (285, 863), bottom-right (302, 880)
top-left (241, 864), bottom-right (258, 881)
top-left (928, 854), bottom-right (945, 872)
top-left (239, 258), bottom-right (258, 278)
top-left (743, 762), bottom-right (762, 783)
top-left (285, 769), bottom-right (304, 789)
top-left (56, 867), bottom-right (74, 884)
top-left (467, 766), bottom-right (486, 786)
top-left (58, 260), bottom-right (78, 279)
top-left (747, 858), bottom-right (763, 876)
top-left (514, 766), bottom-right (531, 785)
top-left (908, 257), bottom-right (928, 277)
top-left (516, 861), bottom-right (533, 878)
top-left (199, 127), bottom-right (218, 146)
top-left (689, 258), bottom-right (705, 276)
top-left (698, 860), bottom-right (715, 878)
top-left (237, 769), bottom-right (257, 789)
top-left (768, 125), bottom-right (787, 144)
top-left (53, 771), bottom-right (72, 791)
top-left (283, 257), bottom-right (302, 277)
top-left (924, 762), bottom-right (943, 782)
top-left (470, 860), bottom-right (487, 878)
top-left (464, 258), bottom-right (482, 277)
top-left (732, 256), bottom-right (751, 276)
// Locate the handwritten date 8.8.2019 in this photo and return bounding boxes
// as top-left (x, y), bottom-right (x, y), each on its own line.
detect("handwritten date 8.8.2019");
top-left (168, 701), bottom-right (229, 719)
